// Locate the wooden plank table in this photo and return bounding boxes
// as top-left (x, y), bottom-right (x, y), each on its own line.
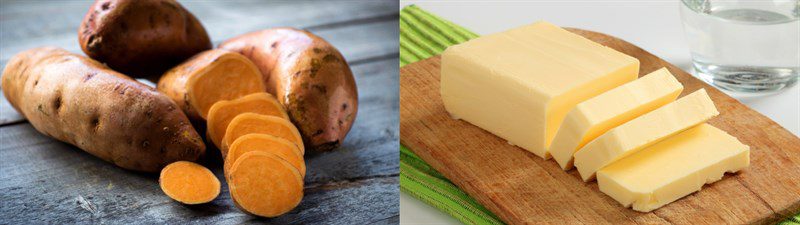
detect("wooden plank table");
top-left (0, 1), bottom-right (399, 224)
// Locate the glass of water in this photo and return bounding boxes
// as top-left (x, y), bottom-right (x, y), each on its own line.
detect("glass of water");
top-left (680, 0), bottom-right (799, 95)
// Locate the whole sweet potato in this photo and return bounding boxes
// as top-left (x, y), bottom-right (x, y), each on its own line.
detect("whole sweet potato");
top-left (78, 0), bottom-right (211, 78)
top-left (219, 28), bottom-right (358, 151)
top-left (1, 47), bottom-right (206, 172)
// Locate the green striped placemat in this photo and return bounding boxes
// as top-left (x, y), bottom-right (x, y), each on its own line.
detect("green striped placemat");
top-left (398, 4), bottom-right (800, 225)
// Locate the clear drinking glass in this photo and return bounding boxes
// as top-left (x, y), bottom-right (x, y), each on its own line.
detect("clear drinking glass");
top-left (680, 0), bottom-right (800, 95)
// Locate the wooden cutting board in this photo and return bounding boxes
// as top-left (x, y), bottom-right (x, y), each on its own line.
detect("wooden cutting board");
top-left (399, 28), bottom-right (800, 225)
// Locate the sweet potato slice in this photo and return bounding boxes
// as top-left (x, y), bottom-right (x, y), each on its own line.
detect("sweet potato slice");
top-left (228, 151), bottom-right (304, 217)
top-left (158, 49), bottom-right (265, 120)
top-left (222, 113), bottom-right (304, 154)
top-left (159, 161), bottom-right (220, 204)
top-left (207, 92), bottom-right (288, 149)
top-left (224, 134), bottom-right (305, 178)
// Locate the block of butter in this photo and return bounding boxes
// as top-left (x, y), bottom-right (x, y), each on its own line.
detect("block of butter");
top-left (574, 89), bottom-right (718, 181)
top-left (550, 68), bottom-right (683, 170)
top-left (597, 123), bottom-right (750, 212)
top-left (440, 21), bottom-right (640, 158)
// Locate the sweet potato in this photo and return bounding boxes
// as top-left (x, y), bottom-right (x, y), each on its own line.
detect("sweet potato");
top-left (207, 92), bottom-right (288, 149)
top-left (1, 47), bottom-right (205, 172)
top-left (219, 28), bottom-right (358, 151)
top-left (78, 0), bottom-right (211, 77)
top-left (158, 49), bottom-right (266, 121)
top-left (224, 134), bottom-right (305, 178)
top-left (222, 113), bottom-right (304, 154)
top-left (228, 151), bottom-right (304, 217)
top-left (160, 161), bottom-right (220, 204)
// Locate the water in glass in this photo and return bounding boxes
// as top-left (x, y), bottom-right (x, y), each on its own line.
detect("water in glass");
top-left (680, 0), bottom-right (799, 95)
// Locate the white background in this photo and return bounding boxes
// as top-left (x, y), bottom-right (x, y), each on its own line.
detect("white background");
top-left (399, 1), bottom-right (800, 224)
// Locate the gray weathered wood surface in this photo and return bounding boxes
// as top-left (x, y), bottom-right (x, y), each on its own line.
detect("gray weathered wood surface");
top-left (0, 0), bottom-right (399, 224)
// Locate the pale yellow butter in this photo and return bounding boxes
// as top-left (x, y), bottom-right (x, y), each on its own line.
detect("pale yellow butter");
top-left (440, 21), bottom-right (639, 158)
top-left (597, 123), bottom-right (749, 212)
top-left (574, 89), bottom-right (718, 181)
top-left (550, 68), bottom-right (683, 170)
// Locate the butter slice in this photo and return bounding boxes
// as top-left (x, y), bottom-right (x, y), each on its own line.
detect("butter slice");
top-left (551, 68), bottom-right (683, 170)
top-left (574, 89), bottom-right (718, 181)
top-left (440, 21), bottom-right (639, 158)
top-left (597, 123), bottom-right (750, 212)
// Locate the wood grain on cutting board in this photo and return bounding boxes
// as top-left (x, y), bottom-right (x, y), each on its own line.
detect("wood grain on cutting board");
top-left (399, 28), bottom-right (800, 225)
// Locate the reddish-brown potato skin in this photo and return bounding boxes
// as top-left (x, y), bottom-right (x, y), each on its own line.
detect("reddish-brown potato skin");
top-left (1, 47), bottom-right (206, 172)
top-left (219, 28), bottom-right (358, 151)
top-left (78, 0), bottom-right (211, 78)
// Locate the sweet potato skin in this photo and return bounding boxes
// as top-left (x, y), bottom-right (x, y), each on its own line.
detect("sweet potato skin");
top-left (78, 0), bottom-right (211, 77)
top-left (1, 47), bottom-right (205, 172)
top-left (219, 28), bottom-right (358, 151)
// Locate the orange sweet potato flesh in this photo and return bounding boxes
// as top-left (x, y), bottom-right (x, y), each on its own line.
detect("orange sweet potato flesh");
top-left (160, 161), bottom-right (220, 204)
top-left (158, 49), bottom-right (265, 121)
top-left (219, 28), bottom-right (358, 151)
top-left (224, 133), bottom-right (305, 178)
top-left (228, 151), bottom-right (303, 217)
top-left (222, 113), bottom-right (304, 154)
top-left (207, 92), bottom-right (288, 149)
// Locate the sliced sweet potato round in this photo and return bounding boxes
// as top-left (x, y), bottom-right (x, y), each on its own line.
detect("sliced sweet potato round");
top-left (222, 113), bottom-right (304, 154)
top-left (228, 151), bottom-right (304, 217)
top-left (207, 92), bottom-right (288, 149)
top-left (159, 161), bottom-right (220, 204)
top-left (158, 49), bottom-right (265, 120)
top-left (224, 133), bottom-right (305, 178)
